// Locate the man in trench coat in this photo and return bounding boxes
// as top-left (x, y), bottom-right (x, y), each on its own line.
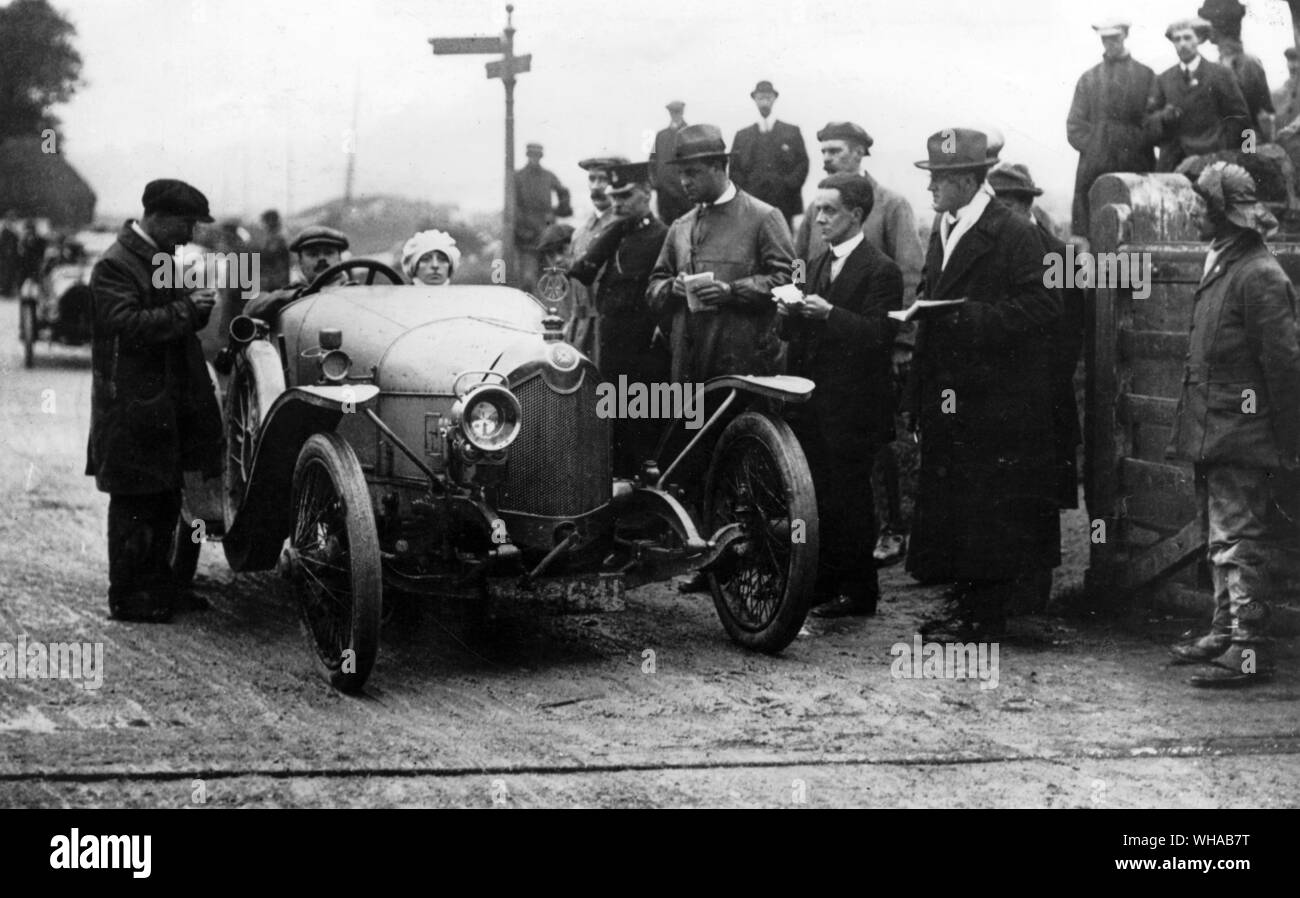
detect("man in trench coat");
top-left (86, 179), bottom-right (223, 622)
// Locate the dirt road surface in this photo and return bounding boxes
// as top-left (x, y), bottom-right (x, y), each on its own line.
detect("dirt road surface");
top-left (1, 293), bottom-right (1297, 808)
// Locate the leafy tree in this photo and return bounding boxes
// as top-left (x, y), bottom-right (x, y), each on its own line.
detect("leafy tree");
top-left (0, 0), bottom-right (82, 140)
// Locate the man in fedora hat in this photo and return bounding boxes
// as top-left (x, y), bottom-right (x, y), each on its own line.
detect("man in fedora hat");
top-left (794, 120), bottom-right (926, 569)
top-left (646, 123), bottom-right (794, 385)
top-left (1198, 0), bottom-right (1273, 140)
top-left (730, 81), bottom-right (809, 229)
top-left (569, 161), bottom-right (670, 474)
top-left (1166, 162), bottom-right (1299, 687)
top-left (514, 142), bottom-right (573, 293)
top-left (990, 162), bottom-right (1086, 612)
top-left (1067, 17), bottom-right (1156, 237)
top-left (87, 178), bottom-right (223, 622)
top-left (905, 130), bottom-right (1064, 638)
top-left (1145, 18), bottom-right (1250, 172)
top-left (650, 102), bottom-right (692, 225)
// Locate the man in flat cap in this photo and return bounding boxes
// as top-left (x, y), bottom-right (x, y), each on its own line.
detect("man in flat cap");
top-left (514, 142), bottom-right (572, 294)
top-left (905, 130), bottom-right (1064, 638)
top-left (1167, 162), bottom-right (1300, 687)
top-left (569, 161), bottom-right (671, 474)
top-left (243, 225), bottom-right (352, 322)
top-left (730, 81), bottom-right (809, 229)
top-left (568, 155), bottom-right (628, 361)
top-left (86, 179), bottom-right (223, 622)
top-left (1198, 0), bottom-right (1273, 141)
top-left (646, 123), bottom-right (795, 384)
top-left (1145, 18), bottom-right (1251, 172)
top-left (1067, 18), bottom-right (1156, 237)
top-left (650, 101), bottom-right (692, 226)
top-left (794, 120), bottom-right (926, 569)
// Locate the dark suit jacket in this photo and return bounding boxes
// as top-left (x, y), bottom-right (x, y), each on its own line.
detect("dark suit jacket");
top-left (781, 238), bottom-right (901, 448)
top-left (650, 125), bottom-right (692, 225)
top-left (730, 120), bottom-right (809, 219)
top-left (1145, 56), bottom-right (1250, 171)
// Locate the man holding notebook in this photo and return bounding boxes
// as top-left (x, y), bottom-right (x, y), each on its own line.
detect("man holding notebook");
top-left (905, 128), bottom-right (1064, 639)
top-left (646, 123), bottom-right (795, 384)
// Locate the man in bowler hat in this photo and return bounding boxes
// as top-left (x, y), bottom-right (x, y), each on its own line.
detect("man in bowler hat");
top-left (730, 81), bottom-right (809, 229)
top-left (86, 179), bottom-right (223, 622)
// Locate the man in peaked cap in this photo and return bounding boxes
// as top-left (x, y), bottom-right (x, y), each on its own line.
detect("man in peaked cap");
top-left (514, 142), bottom-right (572, 293)
top-left (1167, 162), bottom-right (1299, 687)
top-left (905, 129), bottom-right (1064, 638)
top-left (568, 155), bottom-right (629, 359)
top-left (794, 119), bottom-right (927, 570)
top-left (243, 224), bottom-right (353, 322)
top-left (730, 81), bottom-right (809, 228)
top-left (1144, 18), bottom-right (1250, 172)
top-left (1067, 17), bottom-right (1156, 237)
top-left (569, 160), bottom-right (671, 474)
top-left (650, 101), bottom-right (692, 225)
top-left (86, 178), bottom-right (222, 622)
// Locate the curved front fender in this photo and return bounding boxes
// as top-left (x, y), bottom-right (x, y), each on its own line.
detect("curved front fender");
top-left (222, 384), bottom-right (379, 571)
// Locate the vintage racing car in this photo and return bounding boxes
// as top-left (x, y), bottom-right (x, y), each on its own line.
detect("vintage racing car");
top-left (176, 259), bottom-right (819, 692)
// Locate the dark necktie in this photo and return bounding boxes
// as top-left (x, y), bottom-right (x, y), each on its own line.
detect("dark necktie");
top-left (1183, 67), bottom-right (1193, 86)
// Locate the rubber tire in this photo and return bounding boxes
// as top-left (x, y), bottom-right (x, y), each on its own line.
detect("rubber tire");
top-left (20, 301), bottom-right (36, 369)
top-left (222, 342), bottom-right (284, 530)
top-left (291, 432), bottom-right (382, 694)
top-left (168, 512), bottom-right (203, 588)
top-left (704, 411), bottom-right (818, 654)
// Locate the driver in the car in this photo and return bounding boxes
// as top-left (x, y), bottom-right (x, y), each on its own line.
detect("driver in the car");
top-left (243, 225), bottom-right (352, 322)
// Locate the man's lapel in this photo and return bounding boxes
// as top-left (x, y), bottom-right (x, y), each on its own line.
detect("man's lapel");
top-left (935, 212), bottom-right (996, 298)
top-left (827, 241), bottom-right (872, 312)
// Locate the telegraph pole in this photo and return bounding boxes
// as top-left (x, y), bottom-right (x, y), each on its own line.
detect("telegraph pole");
top-left (431, 4), bottom-right (532, 283)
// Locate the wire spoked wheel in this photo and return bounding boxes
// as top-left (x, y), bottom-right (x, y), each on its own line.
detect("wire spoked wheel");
top-left (704, 411), bottom-right (818, 654)
top-left (221, 346), bottom-right (282, 530)
top-left (290, 433), bottom-right (382, 693)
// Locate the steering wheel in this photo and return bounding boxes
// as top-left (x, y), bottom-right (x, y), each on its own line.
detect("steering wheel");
top-left (298, 258), bottom-right (406, 296)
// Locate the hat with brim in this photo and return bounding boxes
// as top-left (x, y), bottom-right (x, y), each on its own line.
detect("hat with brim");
top-left (665, 123), bottom-right (731, 165)
top-left (666, 100), bottom-right (685, 112)
top-left (914, 127), bottom-right (999, 172)
top-left (988, 162), bottom-right (1043, 197)
top-left (1192, 161), bottom-right (1279, 237)
top-left (578, 155), bottom-right (628, 173)
top-left (750, 80), bottom-right (778, 98)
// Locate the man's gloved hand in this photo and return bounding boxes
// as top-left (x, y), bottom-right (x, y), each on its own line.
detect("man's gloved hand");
top-left (190, 289), bottom-right (217, 328)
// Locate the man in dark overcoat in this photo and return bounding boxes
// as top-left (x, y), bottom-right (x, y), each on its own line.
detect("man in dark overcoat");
top-left (1066, 18), bottom-right (1156, 237)
top-left (650, 101), bottom-right (692, 225)
top-left (568, 161), bottom-right (671, 474)
top-left (730, 81), bottom-right (809, 229)
top-left (86, 179), bottom-right (222, 622)
top-left (780, 173), bottom-right (901, 618)
top-left (1145, 18), bottom-right (1251, 172)
top-left (904, 129), bottom-right (1063, 638)
top-left (1167, 163), bottom-right (1300, 687)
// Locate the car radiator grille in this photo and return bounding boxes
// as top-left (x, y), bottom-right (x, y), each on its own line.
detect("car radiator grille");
top-left (499, 371), bottom-right (611, 517)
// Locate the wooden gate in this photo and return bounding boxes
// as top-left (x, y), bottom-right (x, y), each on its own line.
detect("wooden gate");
top-left (1085, 173), bottom-right (1300, 596)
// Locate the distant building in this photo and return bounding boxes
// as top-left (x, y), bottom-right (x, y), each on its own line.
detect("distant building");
top-left (0, 136), bottom-right (96, 227)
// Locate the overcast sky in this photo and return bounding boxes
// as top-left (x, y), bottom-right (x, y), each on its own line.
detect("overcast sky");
top-left (49, 0), bottom-right (1300, 226)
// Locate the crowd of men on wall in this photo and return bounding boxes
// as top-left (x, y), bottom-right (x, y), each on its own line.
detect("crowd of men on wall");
top-left (60, 2), bottom-right (1299, 690)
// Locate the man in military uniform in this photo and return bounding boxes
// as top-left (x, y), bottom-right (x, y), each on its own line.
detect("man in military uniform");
top-left (86, 179), bottom-right (223, 622)
top-left (650, 101), bottom-right (692, 225)
top-left (514, 142), bottom-right (572, 293)
top-left (568, 161), bottom-right (670, 474)
top-left (243, 225), bottom-right (351, 322)
top-left (1168, 163), bottom-right (1300, 687)
top-left (1066, 18), bottom-right (1156, 237)
top-left (569, 155), bottom-right (628, 358)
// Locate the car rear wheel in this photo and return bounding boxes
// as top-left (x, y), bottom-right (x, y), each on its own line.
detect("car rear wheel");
top-left (704, 411), bottom-right (818, 654)
top-left (290, 432), bottom-right (382, 694)
top-left (19, 301), bottom-right (36, 369)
